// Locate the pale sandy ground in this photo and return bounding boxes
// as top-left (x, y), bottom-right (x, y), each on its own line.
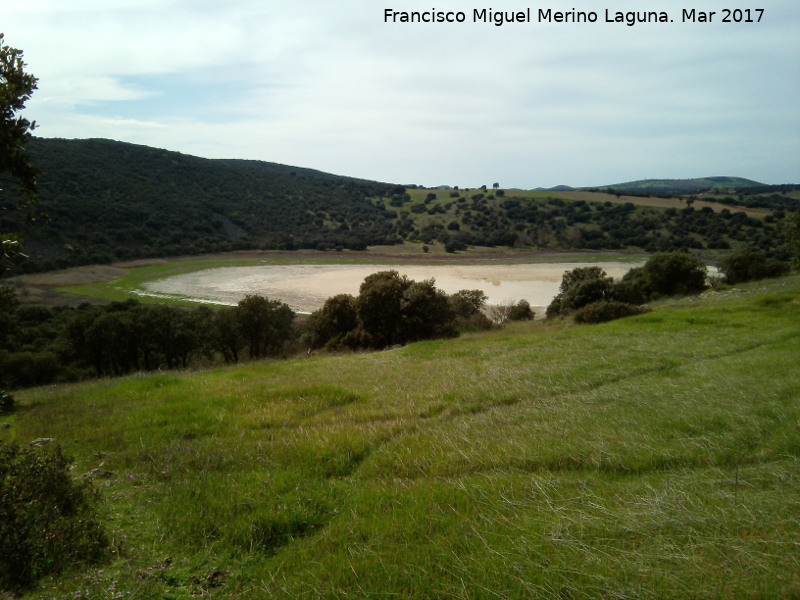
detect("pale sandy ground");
top-left (141, 262), bottom-right (640, 314)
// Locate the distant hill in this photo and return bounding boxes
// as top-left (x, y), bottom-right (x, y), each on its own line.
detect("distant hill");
top-left (533, 185), bottom-right (575, 192)
top-left (583, 176), bottom-right (766, 196)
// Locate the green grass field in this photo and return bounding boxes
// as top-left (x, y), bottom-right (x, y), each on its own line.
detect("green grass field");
top-left (3, 276), bottom-right (800, 599)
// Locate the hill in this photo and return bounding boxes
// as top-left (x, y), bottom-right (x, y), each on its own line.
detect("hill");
top-left (584, 176), bottom-right (768, 196)
top-left (3, 275), bottom-right (800, 598)
top-left (3, 138), bottom-right (798, 272)
top-left (2, 137), bottom-right (398, 268)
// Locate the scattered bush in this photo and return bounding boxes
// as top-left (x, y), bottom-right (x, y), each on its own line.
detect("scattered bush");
top-left (574, 301), bottom-right (647, 324)
top-left (546, 266), bottom-right (614, 318)
top-left (0, 441), bottom-right (109, 593)
top-left (489, 299), bottom-right (535, 324)
top-left (548, 253), bottom-right (709, 319)
top-left (634, 252), bottom-right (708, 298)
top-left (719, 249), bottom-right (790, 284)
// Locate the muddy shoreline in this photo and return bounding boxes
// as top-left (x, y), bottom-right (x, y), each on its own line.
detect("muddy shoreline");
top-left (7, 248), bottom-right (646, 306)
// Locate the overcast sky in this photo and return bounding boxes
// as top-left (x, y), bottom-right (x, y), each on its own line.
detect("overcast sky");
top-left (4, 0), bottom-right (798, 188)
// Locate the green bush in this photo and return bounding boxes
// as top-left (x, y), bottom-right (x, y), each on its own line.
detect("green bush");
top-left (719, 249), bottom-right (790, 284)
top-left (0, 441), bottom-right (109, 593)
top-left (574, 301), bottom-right (648, 324)
top-left (507, 299), bottom-right (535, 321)
top-left (546, 266), bottom-right (614, 318)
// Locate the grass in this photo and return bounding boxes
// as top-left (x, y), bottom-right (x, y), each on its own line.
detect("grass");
top-left (3, 276), bottom-right (800, 598)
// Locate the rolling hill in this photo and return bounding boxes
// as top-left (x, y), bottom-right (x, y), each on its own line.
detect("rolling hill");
top-left (583, 176), bottom-right (769, 196)
top-left (1, 138), bottom-right (398, 268)
top-left (2, 138), bottom-right (797, 272)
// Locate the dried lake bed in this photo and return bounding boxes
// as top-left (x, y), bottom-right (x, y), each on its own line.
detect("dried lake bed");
top-left (140, 262), bottom-right (642, 314)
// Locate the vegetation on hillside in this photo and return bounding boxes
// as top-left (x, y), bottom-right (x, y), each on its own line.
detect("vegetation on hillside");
top-left (1, 138), bottom-right (797, 272)
top-left (1, 138), bottom-right (399, 271)
top-left (2, 274), bottom-right (799, 598)
top-left (380, 187), bottom-right (796, 258)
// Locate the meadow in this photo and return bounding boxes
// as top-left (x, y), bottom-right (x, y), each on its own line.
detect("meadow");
top-left (3, 275), bottom-right (799, 599)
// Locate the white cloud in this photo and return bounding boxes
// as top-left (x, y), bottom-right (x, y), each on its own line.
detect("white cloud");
top-left (3, 0), bottom-right (798, 187)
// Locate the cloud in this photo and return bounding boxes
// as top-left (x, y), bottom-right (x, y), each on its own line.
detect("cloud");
top-left (4, 0), bottom-right (799, 187)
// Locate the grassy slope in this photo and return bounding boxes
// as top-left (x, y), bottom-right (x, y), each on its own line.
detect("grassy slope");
top-left (4, 276), bottom-right (800, 599)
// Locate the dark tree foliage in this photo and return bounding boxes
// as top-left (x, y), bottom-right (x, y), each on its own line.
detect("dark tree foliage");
top-left (305, 294), bottom-right (359, 351)
top-left (448, 289), bottom-right (493, 330)
top-left (209, 307), bottom-right (244, 363)
top-left (719, 249), bottom-right (790, 284)
top-left (356, 270), bottom-right (411, 348)
top-left (0, 295), bottom-right (296, 385)
top-left (236, 295), bottom-right (295, 359)
top-left (398, 279), bottom-right (456, 343)
top-left (632, 252), bottom-right (708, 298)
top-left (6, 138), bottom-right (397, 270)
top-left (546, 267), bottom-right (615, 318)
top-left (788, 210), bottom-right (800, 269)
top-left (507, 299), bottom-right (534, 321)
top-left (548, 253), bottom-right (711, 319)
top-left (307, 272), bottom-right (471, 350)
top-left (573, 300), bottom-right (647, 324)
top-left (0, 34), bottom-right (38, 273)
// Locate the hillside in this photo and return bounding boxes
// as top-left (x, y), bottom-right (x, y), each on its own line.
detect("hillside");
top-left (3, 138), bottom-right (798, 272)
top-left (2, 138), bottom-right (398, 268)
top-left (3, 275), bottom-right (799, 598)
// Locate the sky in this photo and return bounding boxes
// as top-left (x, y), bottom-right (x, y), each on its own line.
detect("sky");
top-left (3, 0), bottom-right (799, 188)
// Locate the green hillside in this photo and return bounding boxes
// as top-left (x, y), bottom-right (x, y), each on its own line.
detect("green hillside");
top-left (3, 275), bottom-right (800, 598)
top-left (3, 138), bottom-right (798, 273)
top-left (2, 138), bottom-right (398, 268)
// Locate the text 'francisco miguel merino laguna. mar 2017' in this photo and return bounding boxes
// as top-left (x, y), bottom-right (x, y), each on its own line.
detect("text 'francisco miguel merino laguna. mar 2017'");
top-left (383, 8), bottom-right (765, 27)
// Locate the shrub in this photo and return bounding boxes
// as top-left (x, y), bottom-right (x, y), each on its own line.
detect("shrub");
top-left (546, 267), bottom-right (614, 318)
top-left (719, 249), bottom-right (790, 284)
top-left (449, 289), bottom-right (493, 331)
top-left (574, 301), bottom-right (647, 324)
top-left (507, 299), bottom-right (535, 321)
top-left (637, 252), bottom-right (707, 298)
top-left (488, 299), bottom-right (535, 324)
top-left (0, 441), bottom-right (109, 592)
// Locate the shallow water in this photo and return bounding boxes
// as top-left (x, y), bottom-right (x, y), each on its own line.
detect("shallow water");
top-left (141, 262), bottom-right (641, 313)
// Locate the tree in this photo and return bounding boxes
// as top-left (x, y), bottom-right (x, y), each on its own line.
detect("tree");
top-left (1, 34), bottom-right (39, 273)
top-left (306, 293), bottom-right (359, 350)
top-left (236, 295), bottom-right (295, 359)
top-left (356, 270), bottom-right (411, 348)
top-left (719, 249), bottom-right (789, 284)
top-left (546, 266), bottom-right (614, 318)
top-left (398, 278), bottom-right (455, 342)
top-left (637, 252), bottom-right (707, 297)
top-left (209, 308), bottom-right (244, 363)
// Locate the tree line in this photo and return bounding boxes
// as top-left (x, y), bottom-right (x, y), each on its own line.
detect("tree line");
top-left (0, 272), bottom-right (536, 390)
top-left (1, 246), bottom-right (796, 391)
top-left (545, 250), bottom-right (791, 324)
